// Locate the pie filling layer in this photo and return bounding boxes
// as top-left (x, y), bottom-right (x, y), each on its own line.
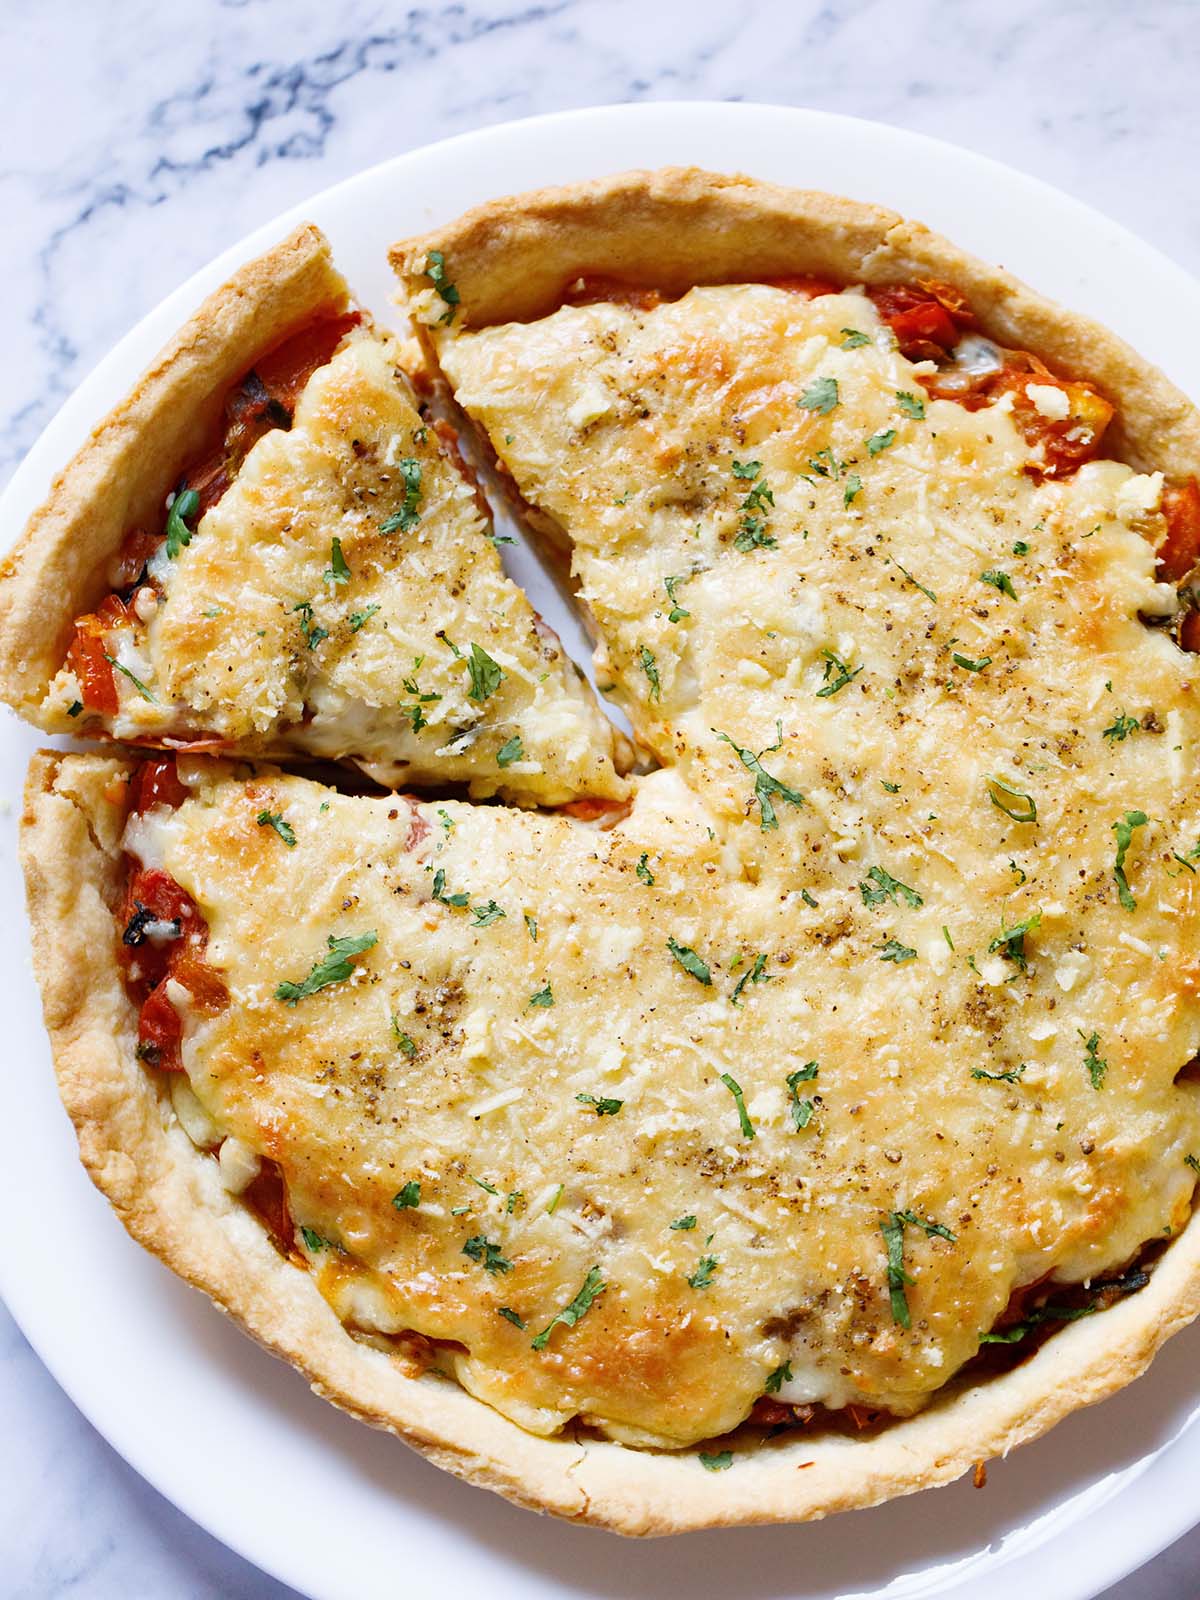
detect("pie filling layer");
top-left (87, 266), bottom-right (1200, 1453)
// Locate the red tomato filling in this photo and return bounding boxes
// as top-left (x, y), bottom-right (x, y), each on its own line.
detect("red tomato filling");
top-left (868, 279), bottom-right (976, 359)
top-left (562, 274), bottom-right (664, 312)
top-left (1158, 477), bottom-right (1200, 582)
top-left (118, 761), bottom-right (226, 1070)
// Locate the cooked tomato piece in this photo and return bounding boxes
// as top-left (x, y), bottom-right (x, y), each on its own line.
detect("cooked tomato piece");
top-left (559, 797), bottom-right (634, 827)
top-left (170, 947), bottom-right (229, 1015)
top-left (255, 310), bottom-right (362, 411)
top-left (128, 758), bottom-right (188, 815)
top-left (243, 1160), bottom-right (295, 1255)
top-left (66, 593), bottom-right (130, 714)
top-left (562, 275), bottom-right (663, 312)
top-left (868, 281), bottom-right (974, 359)
top-left (750, 1397), bottom-right (799, 1426)
top-left (137, 980), bottom-right (183, 1071)
top-left (987, 371), bottom-right (1114, 476)
top-left (1179, 610), bottom-right (1200, 653)
top-left (111, 527), bottom-right (162, 592)
top-left (762, 276), bottom-right (840, 299)
top-left (1158, 478), bottom-right (1200, 582)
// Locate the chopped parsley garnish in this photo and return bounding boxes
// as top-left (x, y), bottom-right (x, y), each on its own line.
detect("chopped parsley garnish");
top-left (699, 1452), bottom-right (733, 1471)
top-left (66, 700), bottom-right (82, 717)
top-left (986, 774), bottom-right (1037, 824)
top-left (300, 1226), bottom-right (326, 1253)
top-left (882, 780), bottom-right (901, 794)
top-left (432, 868), bottom-right (469, 908)
top-left (843, 472), bottom-right (863, 507)
top-left (841, 328), bottom-right (870, 349)
top-left (714, 721), bottom-right (804, 830)
top-left (425, 249), bottom-right (460, 323)
top-left (1013, 539), bottom-right (1030, 555)
top-left (980, 569), bottom-right (1017, 599)
top-left (324, 537), bottom-right (350, 586)
top-left (392, 1181), bottom-right (421, 1210)
top-left (470, 900), bottom-right (506, 927)
top-left (462, 1235), bottom-right (513, 1275)
top-left (466, 641), bottom-right (503, 703)
top-left (497, 1306), bottom-right (526, 1329)
top-left (988, 911), bottom-right (1042, 971)
top-left (524, 912), bottom-right (538, 941)
top-left (893, 559), bottom-right (936, 603)
top-left (471, 1176), bottom-right (500, 1196)
top-left (1113, 809), bottom-right (1149, 910)
top-left (103, 655), bottom-right (156, 703)
top-left (866, 428), bottom-right (896, 456)
top-left (667, 936), bottom-right (712, 985)
top-left (528, 982), bottom-right (554, 1008)
top-left (764, 1361), bottom-right (793, 1394)
top-left (732, 467), bottom-right (777, 552)
top-left (392, 1021), bottom-right (417, 1056)
top-left (400, 664), bottom-right (441, 731)
top-left (979, 1272), bottom-right (1148, 1345)
top-left (1080, 1028), bottom-right (1108, 1090)
top-left (797, 376), bottom-right (839, 415)
top-left (256, 810), bottom-right (296, 847)
top-left (719, 1072), bottom-right (755, 1139)
top-left (670, 1214), bottom-right (697, 1231)
top-left (731, 458), bottom-right (761, 480)
top-left (664, 574), bottom-right (691, 622)
top-left (164, 487), bottom-right (200, 560)
top-left (531, 1266), bottom-right (606, 1350)
top-left (876, 937), bottom-right (918, 963)
top-left (381, 457), bottom-right (423, 534)
top-left (730, 951), bottom-right (770, 1007)
top-left (1187, 1154), bottom-right (1200, 1177)
top-left (636, 853), bottom-right (655, 886)
top-left (972, 1063), bottom-right (1027, 1084)
top-left (506, 1190), bottom-right (524, 1214)
top-left (275, 931), bottom-right (377, 1004)
top-left (952, 652), bottom-right (991, 673)
top-left (786, 1061), bottom-right (819, 1130)
top-left (576, 1092), bottom-right (623, 1116)
top-left (859, 865), bottom-right (923, 909)
top-left (349, 604), bottom-right (380, 632)
top-left (687, 1254), bottom-right (719, 1290)
top-left (496, 734), bottom-right (523, 767)
top-left (880, 1211), bottom-right (954, 1329)
top-left (292, 600), bottom-right (328, 650)
top-left (816, 648), bottom-right (862, 697)
top-left (640, 645), bottom-right (662, 700)
top-left (801, 888), bottom-right (818, 907)
top-left (1103, 711), bottom-right (1141, 742)
top-left (896, 390), bottom-right (926, 420)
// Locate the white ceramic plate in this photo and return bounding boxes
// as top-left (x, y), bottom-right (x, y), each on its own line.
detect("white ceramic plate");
top-left (3, 102), bottom-right (1200, 1600)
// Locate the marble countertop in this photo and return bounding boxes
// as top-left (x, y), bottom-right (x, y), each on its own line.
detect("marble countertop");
top-left (4, 1), bottom-right (1200, 1594)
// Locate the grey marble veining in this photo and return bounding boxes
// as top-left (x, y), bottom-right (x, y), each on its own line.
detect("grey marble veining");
top-left (3, 1), bottom-right (1200, 1595)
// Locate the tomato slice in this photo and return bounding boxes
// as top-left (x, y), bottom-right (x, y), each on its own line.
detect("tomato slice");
top-left (243, 1160), bottom-right (295, 1255)
top-left (1159, 478), bottom-right (1200, 582)
top-left (137, 980), bottom-right (183, 1071)
top-left (66, 593), bottom-right (130, 714)
top-left (869, 281), bottom-right (973, 359)
top-left (128, 758), bottom-right (189, 815)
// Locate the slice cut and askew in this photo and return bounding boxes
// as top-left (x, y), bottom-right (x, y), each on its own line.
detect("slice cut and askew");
top-left (0, 226), bottom-right (626, 806)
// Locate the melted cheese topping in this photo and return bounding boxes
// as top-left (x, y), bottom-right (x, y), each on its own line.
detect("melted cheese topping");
top-left (45, 332), bottom-right (623, 806)
top-left (117, 284), bottom-right (1200, 1449)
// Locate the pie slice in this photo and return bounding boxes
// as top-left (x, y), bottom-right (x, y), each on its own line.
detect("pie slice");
top-left (0, 226), bottom-right (626, 805)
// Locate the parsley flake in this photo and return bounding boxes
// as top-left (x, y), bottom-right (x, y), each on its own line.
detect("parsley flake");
top-left (528, 983), bottom-right (554, 1008)
top-left (980, 569), bottom-right (1017, 600)
top-left (952, 652), bottom-right (991, 673)
top-left (816, 649), bottom-right (862, 697)
top-left (786, 1061), bottom-right (819, 1130)
top-left (576, 1093), bottom-right (623, 1116)
top-left (275, 931), bottom-right (377, 1005)
top-left (1103, 711), bottom-right (1141, 742)
top-left (866, 428), bottom-right (896, 456)
top-left (164, 487), bottom-right (200, 560)
top-left (664, 574), bottom-right (691, 622)
top-left (462, 1235), bottom-right (512, 1275)
top-left (1080, 1029), bottom-right (1108, 1090)
top-left (798, 376), bottom-right (839, 415)
top-left (719, 1072), bottom-right (755, 1139)
top-left (877, 938), bottom-right (918, 964)
top-left (667, 936), bottom-right (712, 986)
top-left (466, 641), bottom-right (503, 703)
top-left (349, 604), bottom-right (380, 632)
top-left (699, 1451), bottom-right (733, 1471)
top-left (497, 1306), bottom-right (526, 1329)
top-left (256, 810), bottom-right (296, 847)
top-left (859, 865), bottom-right (922, 909)
top-left (640, 645), bottom-right (661, 700)
top-left (714, 721), bottom-right (804, 830)
top-left (730, 951), bottom-right (770, 1007)
top-left (432, 868), bottom-right (469, 908)
top-left (687, 1254), bottom-right (719, 1290)
top-left (324, 537), bottom-right (350, 586)
top-left (392, 1181), bottom-right (421, 1210)
top-left (988, 911), bottom-right (1042, 971)
top-left (531, 1266), bottom-right (606, 1351)
top-left (425, 249), bottom-right (460, 323)
top-left (841, 329), bottom-right (870, 349)
top-left (381, 457), bottom-right (423, 534)
top-left (1113, 809), bottom-right (1149, 910)
top-left (971, 1063), bottom-right (1027, 1084)
top-left (765, 1361), bottom-right (794, 1394)
top-left (636, 853), bottom-right (655, 886)
top-left (896, 390), bottom-right (926, 420)
top-left (496, 734), bottom-right (523, 767)
top-left (670, 1214), bottom-right (697, 1231)
top-left (103, 655), bottom-right (156, 703)
top-left (986, 774), bottom-right (1037, 825)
